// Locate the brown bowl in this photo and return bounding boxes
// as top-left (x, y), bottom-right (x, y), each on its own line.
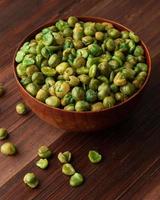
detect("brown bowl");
top-left (13, 16), bottom-right (151, 133)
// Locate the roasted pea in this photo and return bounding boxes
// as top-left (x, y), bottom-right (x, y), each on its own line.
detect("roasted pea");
top-left (115, 92), bottom-right (126, 102)
top-left (91, 102), bottom-right (104, 111)
top-left (75, 100), bottom-right (90, 111)
top-left (64, 104), bottom-right (75, 111)
top-left (113, 72), bottom-right (127, 86)
top-left (23, 173), bottom-right (39, 188)
top-left (68, 16), bottom-right (78, 27)
top-left (55, 81), bottom-right (70, 98)
top-left (38, 145), bottom-right (52, 158)
top-left (0, 142), bottom-right (16, 156)
top-left (36, 158), bottom-right (48, 169)
top-left (134, 45), bottom-right (144, 56)
top-left (86, 89), bottom-right (97, 103)
top-left (103, 96), bottom-right (116, 108)
top-left (106, 39), bottom-right (115, 51)
top-left (36, 89), bottom-right (49, 102)
top-left (129, 31), bottom-right (139, 43)
top-left (58, 151), bottom-right (72, 163)
top-left (120, 82), bottom-right (135, 96)
top-left (69, 173), bottom-right (84, 187)
top-left (26, 83), bottom-right (39, 97)
top-left (98, 83), bottom-right (110, 100)
top-left (45, 96), bottom-right (60, 107)
top-left (72, 87), bottom-right (85, 101)
top-left (32, 72), bottom-right (45, 85)
top-left (0, 128), bottom-right (8, 140)
top-left (16, 102), bottom-right (27, 115)
top-left (62, 163), bottom-right (75, 176)
top-left (88, 150), bottom-right (102, 163)
top-left (78, 74), bottom-right (90, 85)
top-left (61, 92), bottom-right (74, 106)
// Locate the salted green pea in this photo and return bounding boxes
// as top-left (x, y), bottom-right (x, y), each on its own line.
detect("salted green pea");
top-left (77, 48), bottom-right (89, 58)
top-left (61, 92), bottom-right (74, 106)
top-left (64, 104), bottom-right (75, 111)
top-left (91, 102), bottom-right (104, 111)
top-left (0, 128), bottom-right (8, 140)
top-left (0, 83), bottom-right (5, 97)
top-left (42, 32), bottom-right (53, 46)
top-left (41, 66), bottom-right (56, 76)
top-left (120, 82), bottom-right (135, 96)
top-left (63, 28), bottom-right (73, 37)
top-left (133, 71), bottom-right (147, 88)
top-left (36, 89), bottom-right (49, 102)
top-left (55, 81), bottom-right (70, 98)
top-left (16, 64), bottom-right (27, 78)
top-left (86, 89), bottom-right (97, 103)
top-left (121, 30), bottom-right (129, 39)
top-left (35, 54), bottom-right (43, 67)
top-left (88, 150), bottom-right (102, 163)
top-left (112, 55), bottom-right (123, 66)
top-left (115, 92), bottom-right (126, 102)
top-left (22, 54), bottom-right (35, 66)
top-left (58, 151), bottom-right (72, 163)
top-left (98, 62), bottom-right (111, 77)
top-left (134, 45), bottom-right (144, 56)
top-left (110, 83), bottom-right (119, 93)
top-left (69, 172), bottom-right (84, 187)
top-left (95, 23), bottom-right (105, 31)
top-left (73, 40), bottom-right (84, 49)
top-left (69, 76), bottom-right (80, 86)
top-left (67, 16), bottom-right (78, 27)
top-left (129, 31), bottom-right (139, 43)
top-left (88, 43), bottom-right (102, 56)
top-left (123, 61), bottom-right (133, 69)
top-left (103, 96), bottom-right (116, 108)
top-left (89, 64), bottom-right (97, 78)
top-left (128, 40), bottom-right (136, 53)
top-left (108, 59), bottom-right (119, 70)
top-left (98, 83), bottom-right (110, 100)
top-left (55, 19), bottom-right (69, 31)
top-left (23, 173), bottom-right (39, 189)
top-left (16, 102), bottom-right (27, 115)
top-left (73, 56), bottom-right (86, 68)
top-left (89, 78), bottom-right (100, 91)
top-left (122, 68), bottom-right (135, 80)
top-left (32, 72), bottom-right (44, 85)
top-left (26, 65), bottom-right (39, 76)
top-left (76, 67), bottom-right (89, 75)
top-left (0, 142), bottom-right (16, 156)
top-left (26, 83), bottom-right (39, 97)
top-left (72, 87), bottom-right (85, 101)
top-left (78, 74), bottom-right (90, 84)
top-left (52, 32), bottom-right (64, 45)
top-left (62, 163), bottom-right (75, 176)
top-left (36, 158), bottom-right (48, 169)
top-left (73, 23), bottom-right (84, 41)
top-left (105, 38), bottom-right (115, 51)
top-left (75, 100), bottom-right (90, 111)
top-left (113, 72), bottom-right (127, 86)
top-left (97, 75), bottom-right (109, 83)
top-left (108, 28), bottom-right (120, 39)
top-left (63, 67), bottom-right (74, 80)
top-left (137, 55), bottom-right (145, 63)
top-left (56, 62), bottom-right (69, 74)
top-left (82, 36), bottom-right (93, 45)
top-left (15, 51), bottom-right (25, 63)
top-left (48, 86), bottom-right (55, 96)
top-left (38, 145), bottom-right (52, 158)
top-left (45, 77), bottom-right (55, 86)
top-left (48, 54), bottom-right (61, 67)
top-left (45, 96), bottom-right (60, 107)
top-left (127, 55), bottom-right (137, 65)
top-left (95, 32), bottom-right (104, 41)
top-left (42, 84), bottom-right (49, 91)
top-left (136, 63), bottom-right (148, 72)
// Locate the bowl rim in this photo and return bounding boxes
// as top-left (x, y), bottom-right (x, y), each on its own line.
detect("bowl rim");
top-left (13, 16), bottom-right (152, 114)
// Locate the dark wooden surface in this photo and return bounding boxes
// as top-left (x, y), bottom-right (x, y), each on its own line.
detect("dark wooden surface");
top-left (0, 0), bottom-right (160, 199)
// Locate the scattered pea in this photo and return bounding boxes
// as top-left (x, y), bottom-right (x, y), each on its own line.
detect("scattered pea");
top-left (69, 172), bottom-right (84, 187)
top-left (23, 173), bottom-right (39, 188)
top-left (0, 142), bottom-right (16, 156)
top-left (38, 145), bottom-right (52, 158)
top-left (58, 151), bottom-right (72, 163)
top-left (88, 150), bottom-right (102, 163)
top-left (0, 128), bottom-right (8, 140)
top-left (36, 158), bottom-right (48, 169)
top-left (62, 163), bottom-right (75, 176)
top-left (16, 102), bottom-right (27, 115)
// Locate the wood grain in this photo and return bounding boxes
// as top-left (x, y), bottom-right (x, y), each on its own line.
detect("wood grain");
top-left (0, 0), bottom-right (160, 199)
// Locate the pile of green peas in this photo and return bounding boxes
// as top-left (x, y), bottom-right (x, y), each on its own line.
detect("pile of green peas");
top-left (15, 16), bottom-right (148, 111)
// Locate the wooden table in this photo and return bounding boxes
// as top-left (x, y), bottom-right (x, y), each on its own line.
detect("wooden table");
top-left (0, 0), bottom-right (160, 199)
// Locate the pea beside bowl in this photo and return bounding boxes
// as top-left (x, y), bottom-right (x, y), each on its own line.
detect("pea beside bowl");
top-left (13, 16), bottom-right (151, 133)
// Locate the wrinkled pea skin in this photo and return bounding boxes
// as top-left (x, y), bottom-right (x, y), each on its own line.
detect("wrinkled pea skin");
top-left (23, 173), bottom-right (39, 188)
top-left (15, 16), bottom-right (148, 111)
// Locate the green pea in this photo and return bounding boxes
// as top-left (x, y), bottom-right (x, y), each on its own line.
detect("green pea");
top-left (73, 56), bottom-right (86, 68)
top-left (89, 64), bottom-right (97, 78)
top-left (0, 128), bottom-right (8, 140)
top-left (23, 173), bottom-right (39, 188)
top-left (106, 38), bottom-right (115, 51)
top-left (77, 48), bottom-right (89, 58)
top-left (42, 32), bottom-right (53, 46)
top-left (63, 67), bottom-right (74, 80)
top-left (32, 72), bottom-right (45, 85)
top-left (129, 31), bottom-right (140, 43)
top-left (72, 87), bottom-right (85, 101)
top-left (120, 82), bottom-right (135, 96)
top-left (69, 76), bottom-right (80, 86)
top-left (98, 62), bottom-right (111, 77)
top-left (36, 158), bottom-right (48, 169)
top-left (136, 63), bottom-right (148, 72)
top-left (15, 51), bottom-right (25, 63)
top-left (26, 65), bottom-right (39, 77)
top-left (89, 78), bottom-right (100, 91)
top-left (112, 55), bottom-right (123, 66)
top-left (88, 44), bottom-right (102, 56)
top-left (45, 96), bottom-right (60, 107)
top-left (73, 23), bottom-right (84, 40)
top-left (84, 22), bottom-right (96, 36)
top-left (76, 67), bottom-right (89, 75)
top-left (133, 71), bottom-right (147, 88)
top-left (16, 64), bottom-right (27, 78)
top-left (67, 16), bottom-right (78, 27)
top-left (35, 54), bottom-right (43, 67)
top-left (73, 40), bottom-right (84, 49)
top-left (22, 54), bottom-right (35, 66)
top-left (53, 32), bottom-right (64, 45)
top-left (98, 83), bottom-right (110, 100)
top-left (41, 66), bottom-right (57, 77)
top-left (113, 72), bottom-right (127, 86)
top-left (45, 77), bottom-right (55, 86)
top-left (63, 28), bottom-right (73, 37)
top-left (103, 96), bottom-right (116, 108)
top-left (115, 92), bottom-right (126, 102)
top-left (82, 36), bottom-right (93, 46)
top-left (64, 104), bottom-right (75, 111)
top-left (95, 32), bottom-right (104, 41)
top-left (108, 28), bottom-right (120, 38)
top-left (128, 40), bottom-right (136, 53)
top-left (78, 74), bottom-right (90, 85)
top-left (121, 31), bottom-right (129, 39)
top-left (108, 60), bottom-right (119, 70)
top-left (134, 45), bottom-right (144, 56)
top-left (122, 68), bottom-right (135, 80)
top-left (48, 54), bottom-right (61, 67)
top-left (26, 83), bottom-right (39, 97)
top-left (69, 173), bottom-right (84, 187)
top-left (55, 81), bottom-right (70, 98)
top-left (38, 145), bottom-right (52, 158)
top-left (86, 89), bottom-right (97, 103)
top-left (16, 102), bottom-right (27, 115)
top-left (91, 102), bottom-right (104, 111)
top-left (36, 89), bottom-right (49, 102)
top-left (62, 163), bottom-right (75, 176)
top-left (127, 55), bottom-right (137, 65)
top-left (75, 100), bottom-right (90, 111)
top-left (137, 55), bottom-right (145, 63)
top-left (58, 151), bottom-right (72, 163)
top-left (61, 92), bottom-right (74, 106)
top-left (42, 84), bottom-right (49, 91)
top-left (88, 150), bottom-right (102, 163)
top-left (0, 142), bottom-right (16, 156)
top-left (56, 62), bottom-right (69, 74)
top-left (110, 83), bottom-right (119, 93)
top-left (56, 20), bottom-right (69, 31)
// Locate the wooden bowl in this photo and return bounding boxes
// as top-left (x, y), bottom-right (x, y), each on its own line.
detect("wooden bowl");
top-left (13, 17), bottom-right (151, 132)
